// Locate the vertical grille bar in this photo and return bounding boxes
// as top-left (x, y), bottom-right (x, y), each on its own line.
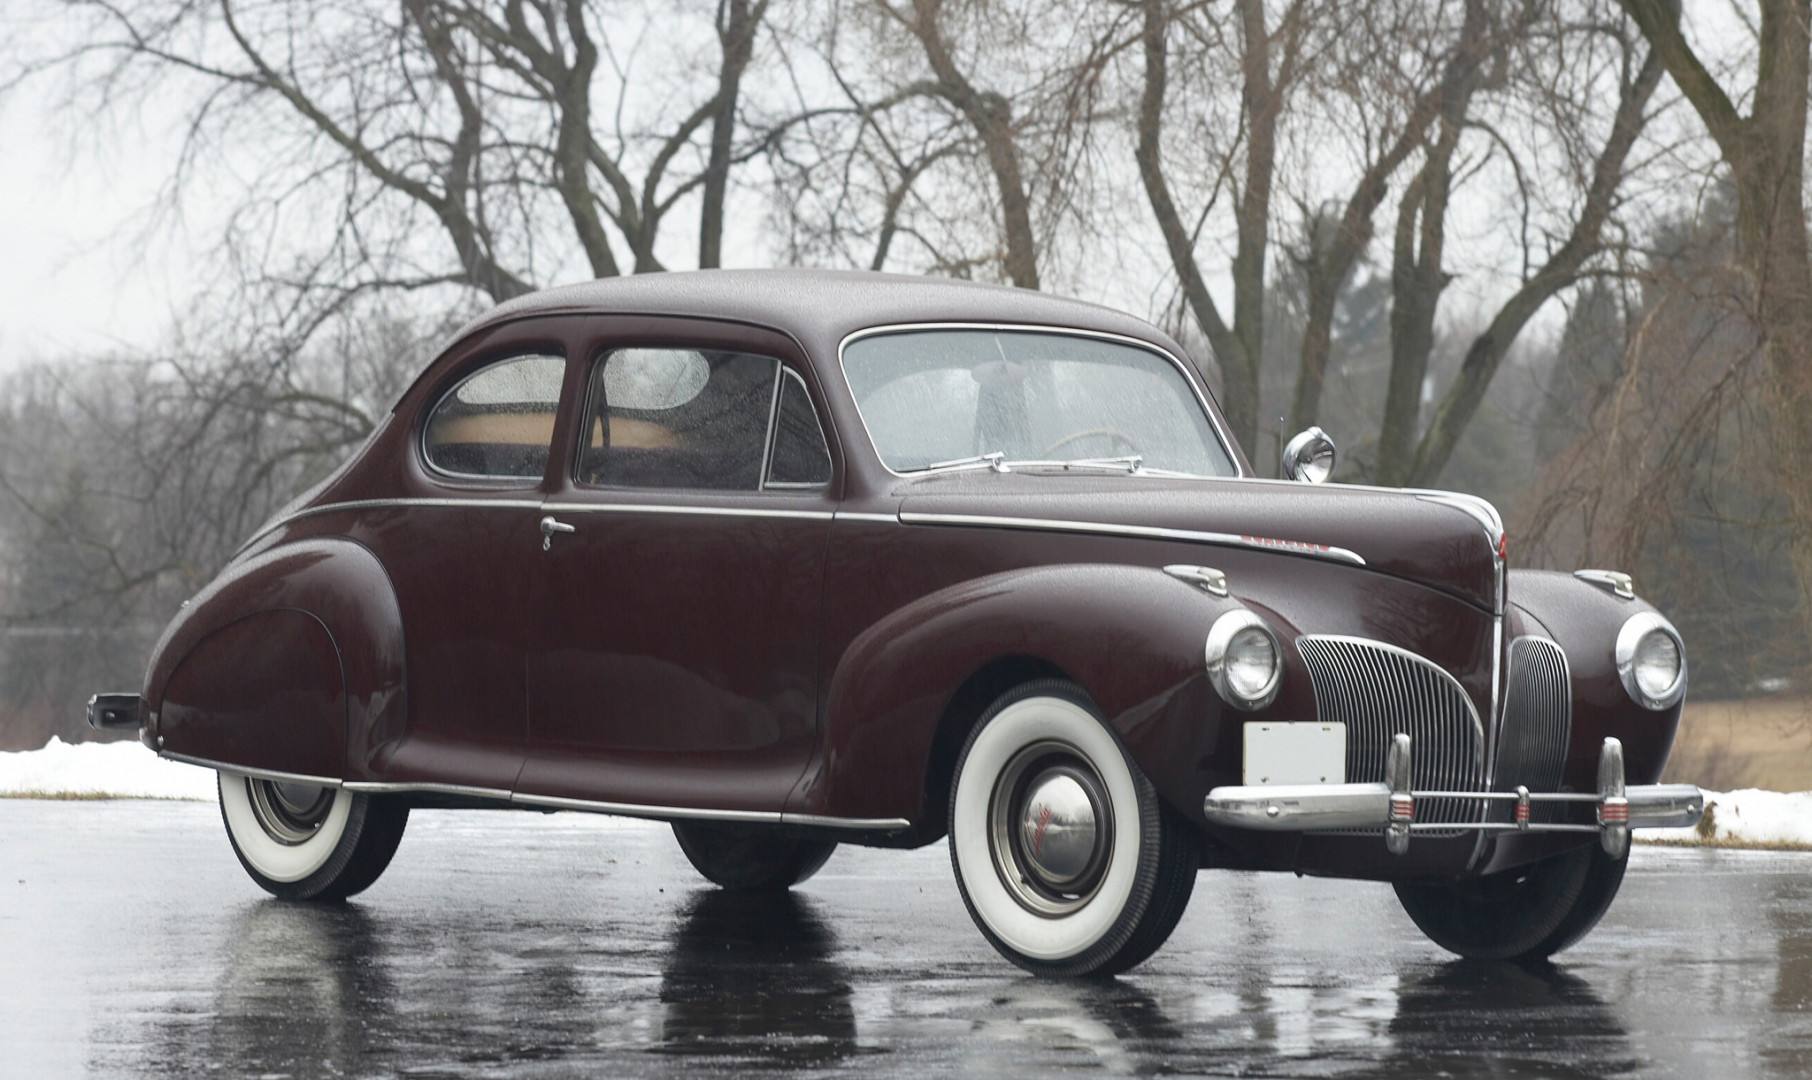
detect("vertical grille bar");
top-left (1296, 636), bottom-right (1485, 828)
top-left (1492, 637), bottom-right (1572, 822)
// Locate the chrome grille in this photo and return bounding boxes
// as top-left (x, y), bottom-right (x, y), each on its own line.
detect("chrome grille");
top-left (1492, 637), bottom-right (1572, 822)
top-left (1297, 636), bottom-right (1485, 826)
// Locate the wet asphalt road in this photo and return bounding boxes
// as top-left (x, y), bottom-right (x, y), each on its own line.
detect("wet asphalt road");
top-left (5, 800), bottom-right (1811, 1079)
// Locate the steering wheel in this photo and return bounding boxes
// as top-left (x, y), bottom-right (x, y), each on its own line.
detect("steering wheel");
top-left (1041, 428), bottom-right (1139, 458)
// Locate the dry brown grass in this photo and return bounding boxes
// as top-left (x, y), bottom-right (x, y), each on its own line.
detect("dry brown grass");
top-left (1662, 696), bottom-right (1812, 792)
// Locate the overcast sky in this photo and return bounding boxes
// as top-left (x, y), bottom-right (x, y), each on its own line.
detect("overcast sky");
top-left (0, 3), bottom-right (1757, 381)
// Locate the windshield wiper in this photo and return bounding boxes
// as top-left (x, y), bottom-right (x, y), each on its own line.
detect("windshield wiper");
top-left (919, 450), bottom-right (1010, 474)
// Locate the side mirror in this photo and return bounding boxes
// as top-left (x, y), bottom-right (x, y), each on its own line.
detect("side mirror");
top-left (1281, 426), bottom-right (1336, 483)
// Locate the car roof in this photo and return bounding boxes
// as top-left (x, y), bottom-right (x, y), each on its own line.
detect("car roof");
top-left (444, 268), bottom-right (1200, 369)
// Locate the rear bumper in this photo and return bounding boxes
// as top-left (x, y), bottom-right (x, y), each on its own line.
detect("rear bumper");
top-left (1203, 735), bottom-right (1700, 857)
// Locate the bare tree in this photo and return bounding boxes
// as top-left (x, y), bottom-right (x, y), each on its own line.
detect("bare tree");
top-left (1615, 0), bottom-right (1812, 649)
top-left (1384, 8), bottom-right (1663, 487)
top-left (58, 0), bottom-right (776, 317)
top-left (1135, 0), bottom-right (1308, 459)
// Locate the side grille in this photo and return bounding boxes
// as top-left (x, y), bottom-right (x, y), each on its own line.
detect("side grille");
top-left (1297, 636), bottom-right (1485, 826)
top-left (1492, 637), bottom-right (1572, 821)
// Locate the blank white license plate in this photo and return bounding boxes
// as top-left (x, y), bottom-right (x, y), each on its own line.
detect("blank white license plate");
top-left (1242, 722), bottom-right (1347, 785)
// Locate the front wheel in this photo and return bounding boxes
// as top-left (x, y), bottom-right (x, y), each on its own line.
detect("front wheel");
top-left (948, 680), bottom-right (1199, 977)
top-left (1393, 842), bottom-right (1628, 961)
top-left (218, 772), bottom-right (409, 901)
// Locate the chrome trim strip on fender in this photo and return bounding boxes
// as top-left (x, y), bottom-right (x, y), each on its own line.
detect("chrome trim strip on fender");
top-left (342, 781), bottom-right (514, 800)
top-left (897, 510), bottom-right (1367, 565)
top-left (160, 752), bottom-right (343, 789)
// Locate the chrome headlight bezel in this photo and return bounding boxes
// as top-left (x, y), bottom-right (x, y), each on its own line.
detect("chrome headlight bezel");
top-left (1205, 610), bottom-right (1283, 711)
top-left (1615, 611), bottom-right (1687, 710)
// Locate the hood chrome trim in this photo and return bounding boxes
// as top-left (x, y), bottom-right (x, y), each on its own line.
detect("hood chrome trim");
top-left (897, 510), bottom-right (1365, 565)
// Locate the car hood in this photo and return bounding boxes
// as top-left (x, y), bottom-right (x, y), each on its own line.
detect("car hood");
top-left (895, 474), bottom-right (1503, 612)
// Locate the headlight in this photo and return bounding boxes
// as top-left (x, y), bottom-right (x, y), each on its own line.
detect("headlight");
top-left (1206, 610), bottom-right (1283, 710)
top-left (1615, 612), bottom-right (1687, 710)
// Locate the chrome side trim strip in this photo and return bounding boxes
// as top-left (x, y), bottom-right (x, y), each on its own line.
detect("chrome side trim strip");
top-left (898, 510), bottom-right (1366, 565)
top-left (157, 752), bottom-right (915, 829)
top-left (833, 511), bottom-right (900, 524)
top-left (780, 811), bottom-right (915, 830)
top-left (509, 791), bottom-right (911, 830)
top-left (342, 781), bottom-right (514, 800)
top-left (510, 792), bottom-right (782, 822)
top-left (544, 503), bottom-right (835, 521)
top-left (240, 497), bottom-right (546, 549)
top-left (159, 751), bottom-right (342, 789)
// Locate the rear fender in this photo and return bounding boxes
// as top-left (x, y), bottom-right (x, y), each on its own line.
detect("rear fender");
top-left (798, 564), bottom-right (1247, 834)
top-left (145, 538), bottom-right (405, 781)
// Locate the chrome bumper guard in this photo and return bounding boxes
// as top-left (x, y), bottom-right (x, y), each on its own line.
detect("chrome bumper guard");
top-left (1203, 735), bottom-right (1702, 857)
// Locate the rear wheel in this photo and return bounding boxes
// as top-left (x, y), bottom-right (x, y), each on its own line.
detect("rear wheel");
top-left (1393, 843), bottom-right (1628, 961)
top-left (672, 822), bottom-right (837, 892)
top-left (218, 772), bottom-right (409, 901)
top-left (948, 680), bottom-right (1199, 977)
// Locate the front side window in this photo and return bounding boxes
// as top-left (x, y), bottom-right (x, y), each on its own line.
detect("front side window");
top-left (841, 329), bottom-right (1237, 477)
top-left (422, 353), bottom-right (565, 480)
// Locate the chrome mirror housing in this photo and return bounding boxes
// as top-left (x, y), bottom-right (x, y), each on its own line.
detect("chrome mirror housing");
top-left (1282, 426), bottom-right (1336, 483)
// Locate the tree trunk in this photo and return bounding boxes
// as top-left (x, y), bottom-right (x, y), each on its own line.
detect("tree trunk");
top-left (700, 0), bottom-right (765, 269)
top-left (907, 0), bottom-right (1040, 288)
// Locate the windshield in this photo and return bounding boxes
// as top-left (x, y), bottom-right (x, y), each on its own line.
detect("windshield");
top-left (841, 329), bottom-right (1237, 476)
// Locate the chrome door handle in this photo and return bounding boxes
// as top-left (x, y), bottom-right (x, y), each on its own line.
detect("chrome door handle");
top-left (539, 515), bottom-right (576, 551)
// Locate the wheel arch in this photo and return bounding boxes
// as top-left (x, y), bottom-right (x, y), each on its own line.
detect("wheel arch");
top-left (805, 563), bottom-right (1241, 837)
top-left (145, 536), bottom-right (406, 781)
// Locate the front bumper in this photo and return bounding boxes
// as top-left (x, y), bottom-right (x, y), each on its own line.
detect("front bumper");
top-left (1203, 735), bottom-right (1701, 857)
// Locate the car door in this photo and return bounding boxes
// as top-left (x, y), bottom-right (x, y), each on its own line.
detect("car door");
top-left (352, 324), bottom-right (581, 791)
top-left (518, 318), bottom-right (837, 814)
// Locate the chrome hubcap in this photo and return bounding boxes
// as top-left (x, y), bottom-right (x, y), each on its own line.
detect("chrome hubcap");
top-left (989, 742), bottom-right (1114, 917)
top-left (246, 779), bottom-right (334, 845)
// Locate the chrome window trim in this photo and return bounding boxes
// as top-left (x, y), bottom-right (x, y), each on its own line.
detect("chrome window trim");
top-left (761, 366), bottom-right (833, 491)
top-left (160, 750), bottom-right (910, 830)
top-left (897, 509), bottom-right (1366, 566)
top-left (419, 351), bottom-right (568, 485)
top-left (835, 322), bottom-right (1246, 480)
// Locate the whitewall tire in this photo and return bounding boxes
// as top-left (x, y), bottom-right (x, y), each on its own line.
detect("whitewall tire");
top-left (218, 771), bottom-right (410, 901)
top-left (948, 680), bottom-right (1199, 977)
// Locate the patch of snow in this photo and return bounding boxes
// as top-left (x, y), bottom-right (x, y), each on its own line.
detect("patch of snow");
top-left (0, 737), bottom-right (215, 800)
top-left (1642, 789), bottom-right (1812, 848)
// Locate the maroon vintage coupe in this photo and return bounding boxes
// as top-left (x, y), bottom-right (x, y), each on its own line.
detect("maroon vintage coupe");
top-left (90, 269), bottom-right (1702, 976)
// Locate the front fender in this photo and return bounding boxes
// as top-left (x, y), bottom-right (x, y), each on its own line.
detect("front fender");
top-left (144, 537), bottom-right (405, 781)
top-left (1508, 569), bottom-right (1683, 786)
top-left (799, 563), bottom-right (1247, 831)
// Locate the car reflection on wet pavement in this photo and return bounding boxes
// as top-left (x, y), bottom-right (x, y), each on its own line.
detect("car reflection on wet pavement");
top-left (6, 800), bottom-right (1810, 1078)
